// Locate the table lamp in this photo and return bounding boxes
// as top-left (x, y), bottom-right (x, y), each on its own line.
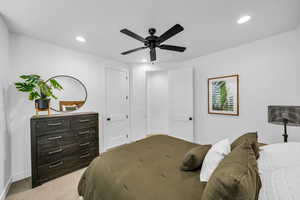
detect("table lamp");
top-left (268, 105), bottom-right (300, 143)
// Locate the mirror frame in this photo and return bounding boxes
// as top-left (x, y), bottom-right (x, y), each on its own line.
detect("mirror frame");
top-left (46, 75), bottom-right (88, 112)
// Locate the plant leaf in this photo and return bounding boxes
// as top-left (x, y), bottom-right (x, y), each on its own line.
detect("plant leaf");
top-left (20, 74), bottom-right (41, 84)
top-left (29, 91), bottom-right (40, 100)
top-left (50, 91), bottom-right (58, 99)
top-left (49, 79), bottom-right (63, 90)
top-left (38, 81), bottom-right (52, 98)
top-left (15, 82), bottom-right (36, 92)
top-left (47, 86), bottom-right (58, 99)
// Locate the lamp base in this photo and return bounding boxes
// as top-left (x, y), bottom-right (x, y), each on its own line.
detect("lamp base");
top-left (283, 134), bottom-right (288, 143)
top-left (283, 120), bottom-right (288, 143)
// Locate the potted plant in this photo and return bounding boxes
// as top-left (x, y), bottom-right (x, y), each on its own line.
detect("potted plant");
top-left (15, 75), bottom-right (63, 111)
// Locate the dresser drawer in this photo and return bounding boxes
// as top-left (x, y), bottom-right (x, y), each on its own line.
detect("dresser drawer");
top-left (75, 128), bottom-right (97, 139)
top-left (77, 149), bottom-right (99, 167)
top-left (37, 156), bottom-right (78, 181)
top-left (35, 119), bottom-right (69, 134)
top-left (37, 150), bottom-right (98, 181)
top-left (37, 144), bottom-right (78, 165)
top-left (78, 140), bottom-right (98, 151)
top-left (71, 115), bottom-right (97, 129)
top-left (37, 131), bottom-right (75, 150)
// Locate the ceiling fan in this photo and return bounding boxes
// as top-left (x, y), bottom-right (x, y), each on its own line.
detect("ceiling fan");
top-left (120, 24), bottom-right (186, 62)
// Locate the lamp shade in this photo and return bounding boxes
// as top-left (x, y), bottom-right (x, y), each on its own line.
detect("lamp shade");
top-left (268, 106), bottom-right (300, 126)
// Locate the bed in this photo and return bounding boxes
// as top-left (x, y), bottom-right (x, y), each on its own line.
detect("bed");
top-left (78, 135), bottom-right (207, 200)
top-left (78, 134), bottom-right (300, 200)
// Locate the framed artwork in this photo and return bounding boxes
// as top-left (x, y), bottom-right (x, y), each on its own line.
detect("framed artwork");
top-left (208, 75), bottom-right (239, 116)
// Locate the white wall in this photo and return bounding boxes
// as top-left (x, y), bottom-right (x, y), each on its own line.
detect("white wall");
top-left (0, 15), bottom-right (11, 200)
top-left (185, 27), bottom-right (300, 144)
top-left (8, 34), bottom-right (128, 181)
top-left (130, 27), bottom-right (300, 145)
top-left (146, 71), bottom-right (168, 134)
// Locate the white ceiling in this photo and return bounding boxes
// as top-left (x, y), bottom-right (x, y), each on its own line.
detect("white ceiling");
top-left (0, 0), bottom-right (300, 63)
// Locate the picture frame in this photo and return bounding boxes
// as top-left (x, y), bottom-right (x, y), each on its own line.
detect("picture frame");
top-left (208, 74), bottom-right (239, 116)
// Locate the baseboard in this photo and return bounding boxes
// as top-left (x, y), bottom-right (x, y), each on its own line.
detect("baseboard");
top-left (0, 177), bottom-right (12, 200)
top-left (12, 170), bottom-right (30, 182)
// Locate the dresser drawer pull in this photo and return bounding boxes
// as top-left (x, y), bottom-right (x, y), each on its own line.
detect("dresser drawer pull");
top-left (48, 122), bottom-right (63, 126)
top-left (78, 130), bottom-right (90, 135)
top-left (47, 136), bottom-right (63, 141)
top-left (80, 153), bottom-right (90, 159)
top-left (48, 161), bottom-right (63, 169)
top-left (79, 142), bottom-right (90, 147)
top-left (79, 119), bottom-right (91, 123)
top-left (48, 148), bottom-right (63, 155)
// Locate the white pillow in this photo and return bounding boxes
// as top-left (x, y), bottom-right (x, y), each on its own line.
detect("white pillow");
top-left (258, 142), bottom-right (300, 174)
top-left (258, 165), bottom-right (300, 200)
top-left (200, 138), bottom-right (231, 182)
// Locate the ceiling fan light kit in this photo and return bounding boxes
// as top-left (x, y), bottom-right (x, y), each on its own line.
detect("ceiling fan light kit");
top-left (120, 24), bottom-right (186, 62)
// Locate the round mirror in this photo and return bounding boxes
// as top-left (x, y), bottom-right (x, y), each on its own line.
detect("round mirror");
top-left (47, 75), bottom-right (87, 112)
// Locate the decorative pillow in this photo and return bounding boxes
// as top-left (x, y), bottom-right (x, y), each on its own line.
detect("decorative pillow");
top-left (200, 139), bottom-right (231, 182)
top-left (231, 132), bottom-right (258, 150)
top-left (180, 145), bottom-right (212, 171)
top-left (201, 140), bottom-right (262, 200)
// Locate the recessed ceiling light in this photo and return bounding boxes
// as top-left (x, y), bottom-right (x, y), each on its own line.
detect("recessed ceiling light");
top-left (76, 36), bottom-right (86, 43)
top-left (237, 15), bottom-right (251, 24)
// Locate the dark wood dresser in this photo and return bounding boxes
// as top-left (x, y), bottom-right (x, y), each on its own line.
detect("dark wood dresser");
top-left (30, 112), bottom-right (99, 187)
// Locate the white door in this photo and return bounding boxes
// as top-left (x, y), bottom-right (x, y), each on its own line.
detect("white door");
top-left (168, 68), bottom-right (194, 142)
top-left (146, 71), bottom-right (169, 135)
top-left (104, 68), bottom-right (130, 150)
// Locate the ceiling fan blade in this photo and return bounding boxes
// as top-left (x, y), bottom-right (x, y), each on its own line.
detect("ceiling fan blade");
top-left (157, 24), bottom-right (184, 44)
top-left (121, 47), bottom-right (147, 55)
top-left (159, 45), bottom-right (186, 52)
top-left (150, 48), bottom-right (156, 62)
top-left (120, 29), bottom-right (146, 43)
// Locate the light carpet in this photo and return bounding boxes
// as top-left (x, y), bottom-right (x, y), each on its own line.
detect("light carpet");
top-left (6, 169), bottom-right (85, 200)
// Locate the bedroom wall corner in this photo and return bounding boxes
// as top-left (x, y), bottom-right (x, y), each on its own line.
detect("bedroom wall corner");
top-left (0, 14), bottom-right (12, 200)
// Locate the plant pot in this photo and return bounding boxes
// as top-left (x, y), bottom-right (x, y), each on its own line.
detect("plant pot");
top-left (35, 99), bottom-right (50, 110)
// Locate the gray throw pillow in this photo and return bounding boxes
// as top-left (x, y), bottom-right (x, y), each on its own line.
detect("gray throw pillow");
top-left (180, 145), bottom-right (211, 171)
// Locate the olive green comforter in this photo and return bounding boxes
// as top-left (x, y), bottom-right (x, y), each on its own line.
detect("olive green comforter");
top-left (78, 135), bottom-right (206, 200)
